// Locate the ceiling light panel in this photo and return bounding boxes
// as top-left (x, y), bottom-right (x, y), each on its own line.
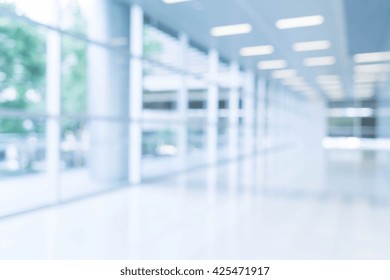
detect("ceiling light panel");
top-left (272, 69), bottom-right (297, 79)
top-left (317, 75), bottom-right (340, 81)
top-left (290, 85), bottom-right (313, 91)
top-left (240, 45), bottom-right (274, 56)
top-left (354, 64), bottom-right (390, 73)
top-left (211, 24), bottom-right (252, 37)
top-left (316, 75), bottom-right (340, 84)
top-left (304, 56), bottom-right (336, 67)
top-left (292, 40), bottom-right (331, 52)
top-left (321, 84), bottom-right (342, 90)
top-left (354, 51), bottom-right (390, 63)
top-left (354, 90), bottom-right (374, 98)
top-left (354, 74), bottom-right (378, 83)
top-left (258, 60), bottom-right (287, 70)
top-left (162, 0), bottom-right (192, 4)
top-left (276, 15), bottom-right (324, 29)
top-left (326, 91), bottom-right (344, 97)
top-left (354, 84), bottom-right (374, 90)
top-left (282, 77), bottom-right (306, 86)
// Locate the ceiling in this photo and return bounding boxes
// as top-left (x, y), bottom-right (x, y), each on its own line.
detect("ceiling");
top-left (124, 0), bottom-right (390, 102)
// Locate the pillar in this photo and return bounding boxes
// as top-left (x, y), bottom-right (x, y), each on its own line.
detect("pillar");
top-left (128, 4), bottom-right (144, 184)
top-left (45, 0), bottom-right (61, 199)
top-left (228, 62), bottom-right (240, 159)
top-left (243, 71), bottom-right (255, 155)
top-left (177, 33), bottom-right (189, 160)
top-left (207, 49), bottom-right (219, 164)
top-left (87, 0), bottom-right (130, 184)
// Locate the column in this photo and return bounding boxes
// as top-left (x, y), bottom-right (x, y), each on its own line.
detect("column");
top-left (177, 33), bottom-right (189, 160)
top-left (206, 49), bottom-right (219, 164)
top-left (243, 71), bottom-right (255, 155)
top-left (128, 4), bottom-right (144, 184)
top-left (256, 76), bottom-right (266, 152)
top-left (353, 99), bottom-right (362, 138)
top-left (377, 84), bottom-right (390, 138)
top-left (45, 0), bottom-right (61, 199)
top-left (87, 0), bottom-right (130, 184)
top-left (228, 62), bottom-right (240, 159)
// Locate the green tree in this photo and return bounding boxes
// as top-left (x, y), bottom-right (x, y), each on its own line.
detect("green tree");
top-left (0, 2), bottom-right (162, 135)
top-left (0, 4), bottom-right (46, 133)
top-left (60, 2), bottom-right (88, 133)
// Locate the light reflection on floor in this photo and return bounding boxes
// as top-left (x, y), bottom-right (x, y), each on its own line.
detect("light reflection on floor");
top-left (0, 148), bottom-right (389, 259)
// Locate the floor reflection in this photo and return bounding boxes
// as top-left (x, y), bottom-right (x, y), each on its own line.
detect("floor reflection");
top-left (0, 148), bottom-right (390, 259)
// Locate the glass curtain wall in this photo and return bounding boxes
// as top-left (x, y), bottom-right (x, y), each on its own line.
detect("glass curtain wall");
top-left (0, 0), bottom-right (325, 218)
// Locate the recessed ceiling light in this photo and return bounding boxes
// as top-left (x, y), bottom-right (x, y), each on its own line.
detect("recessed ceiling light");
top-left (290, 85), bottom-right (313, 91)
top-left (326, 91), bottom-right (343, 97)
top-left (318, 81), bottom-right (340, 86)
top-left (328, 96), bottom-right (344, 101)
top-left (162, 0), bottom-right (192, 4)
top-left (354, 90), bottom-right (374, 97)
top-left (354, 64), bottom-right (390, 73)
top-left (240, 45), bottom-right (274, 56)
top-left (304, 56), bottom-right (336, 66)
top-left (282, 77), bottom-right (306, 86)
top-left (292, 40), bottom-right (331, 52)
top-left (210, 23), bottom-right (252, 37)
top-left (304, 90), bottom-right (318, 96)
top-left (378, 74), bottom-right (390, 82)
top-left (354, 74), bottom-right (377, 83)
top-left (354, 84), bottom-right (374, 90)
top-left (272, 69), bottom-right (297, 79)
top-left (317, 75), bottom-right (339, 80)
top-left (316, 75), bottom-right (340, 84)
top-left (258, 60), bottom-right (287, 70)
top-left (321, 84), bottom-right (342, 90)
top-left (276, 15), bottom-right (324, 29)
top-left (354, 51), bottom-right (390, 63)
top-left (324, 88), bottom-right (343, 93)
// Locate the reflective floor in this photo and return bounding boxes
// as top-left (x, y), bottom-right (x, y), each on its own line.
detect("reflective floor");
top-left (0, 147), bottom-right (390, 259)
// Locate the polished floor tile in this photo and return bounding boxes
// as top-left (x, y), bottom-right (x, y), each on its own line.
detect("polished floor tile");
top-left (0, 148), bottom-right (389, 259)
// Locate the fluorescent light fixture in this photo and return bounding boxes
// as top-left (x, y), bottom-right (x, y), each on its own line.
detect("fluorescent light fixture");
top-left (329, 108), bottom-right (373, 117)
top-left (329, 96), bottom-right (344, 101)
top-left (290, 85), bottom-right (313, 92)
top-left (354, 74), bottom-right (377, 83)
top-left (354, 51), bottom-right (390, 63)
top-left (282, 77), bottom-right (306, 86)
top-left (318, 80), bottom-right (340, 86)
top-left (276, 15), bottom-right (324, 29)
top-left (321, 84), bottom-right (342, 90)
top-left (354, 64), bottom-right (390, 73)
top-left (356, 92), bottom-right (374, 97)
top-left (348, 108), bottom-right (374, 117)
top-left (354, 84), bottom-right (374, 90)
top-left (162, 0), bottom-right (192, 3)
top-left (378, 74), bottom-right (390, 82)
top-left (325, 89), bottom-right (343, 96)
top-left (240, 45), bottom-right (274, 56)
top-left (272, 69), bottom-right (297, 79)
top-left (317, 75), bottom-right (339, 80)
top-left (355, 89), bottom-right (373, 94)
top-left (292, 40), bottom-right (331, 52)
top-left (316, 75), bottom-right (340, 84)
top-left (258, 60), bottom-right (287, 70)
top-left (326, 93), bottom-right (343, 98)
top-left (304, 90), bottom-right (318, 96)
top-left (304, 56), bottom-right (336, 66)
top-left (318, 81), bottom-right (340, 86)
top-left (211, 23), bottom-right (252, 37)
top-left (355, 93), bottom-right (373, 99)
